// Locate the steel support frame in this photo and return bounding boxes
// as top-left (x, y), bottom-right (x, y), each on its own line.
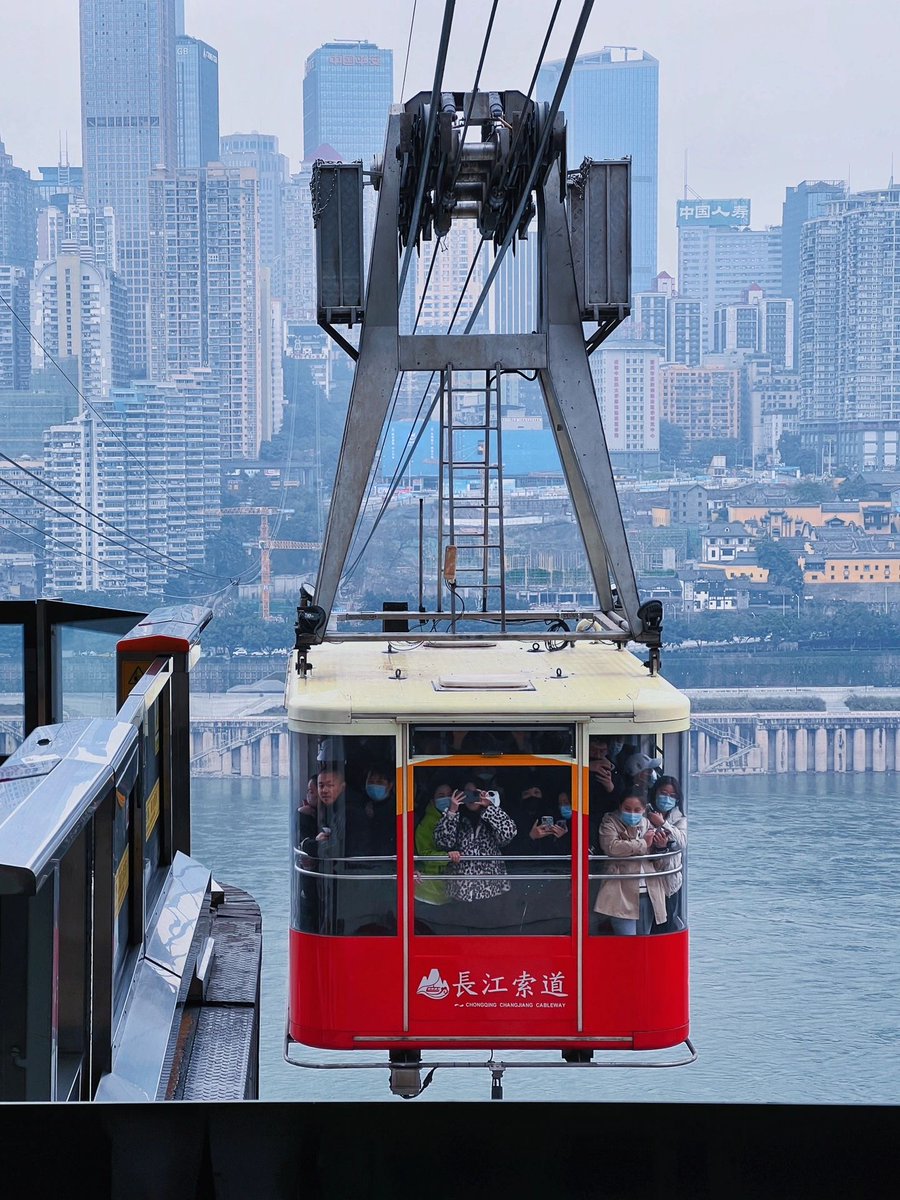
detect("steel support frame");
top-left (314, 117), bottom-right (643, 638)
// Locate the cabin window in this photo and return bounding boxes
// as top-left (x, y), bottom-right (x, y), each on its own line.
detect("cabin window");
top-left (291, 732), bottom-right (397, 936)
top-left (411, 759), bottom-right (574, 937)
top-left (588, 731), bottom-right (688, 937)
top-left (409, 724), bottom-right (575, 759)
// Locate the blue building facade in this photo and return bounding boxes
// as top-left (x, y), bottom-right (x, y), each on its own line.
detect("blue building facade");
top-left (302, 42), bottom-right (394, 163)
top-left (176, 36), bottom-right (220, 169)
top-left (80, 0), bottom-right (179, 375)
top-left (538, 47), bottom-right (659, 295)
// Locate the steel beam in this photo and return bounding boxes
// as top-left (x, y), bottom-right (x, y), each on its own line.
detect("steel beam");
top-left (536, 164), bottom-right (642, 631)
top-left (399, 333), bottom-right (547, 372)
top-left (313, 111), bottom-right (404, 621)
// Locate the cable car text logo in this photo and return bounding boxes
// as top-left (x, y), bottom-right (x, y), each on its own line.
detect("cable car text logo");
top-left (417, 968), bottom-right (450, 1000)
top-left (417, 967), bottom-right (569, 1008)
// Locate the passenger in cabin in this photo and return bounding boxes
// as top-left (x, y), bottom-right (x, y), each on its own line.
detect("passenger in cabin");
top-left (433, 783), bottom-right (517, 918)
top-left (619, 750), bottom-right (663, 801)
top-left (587, 737), bottom-right (618, 817)
top-left (302, 774), bottom-right (319, 813)
top-left (520, 784), bottom-right (572, 860)
top-left (361, 762), bottom-right (397, 854)
top-left (593, 791), bottom-right (670, 936)
top-left (647, 775), bottom-right (687, 932)
top-left (414, 782), bottom-right (460, 910)
top-left (297, 763), bottom-right (367, 933)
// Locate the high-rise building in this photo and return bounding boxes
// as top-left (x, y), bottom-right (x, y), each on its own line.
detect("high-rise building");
top-left (147, 165), bottom-right (266, 459)
top-left (302, 42), bottom-right (394, 165)
top-left (538, 47), bottom-right (659, 294)
top-left (782, 180), bottom-right (845, 348)
top-left (677, 200), bottom-right (782, 352)
top-left (80, 0), bottom-right (178, 375)
top-left (281, 161), bottom-right (318, 323)
top-left (713, 302), bottom-right (759, 355)
top-left (33, 163), bottom-right (85, 210)
top-left (660, 364), bottom-right (740, 445)
top-left (176, 36), bottom-right (220, 169)
top-left (0, 138), bottom-right (36, 270)
top-left (32, 251), bottom-right (127, 402)
top-left (42, 369), bottom-right (221, 594)
top-left (590, 342), bottom-right (661, 471)
top-left (220, 132), bottom-right (288, 297)
top-left (668, 297), bottom-right (703, 366)
top-left (0, 266), bottom-right (31, 391)
top-left (799, 186), bottom-right (900, 471)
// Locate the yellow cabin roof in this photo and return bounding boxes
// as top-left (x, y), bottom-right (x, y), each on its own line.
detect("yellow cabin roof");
top-left (285, 638), bottom-right (690, 733)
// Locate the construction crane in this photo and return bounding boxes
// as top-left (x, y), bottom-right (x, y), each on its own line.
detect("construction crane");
top-left (206, 507), bottom-right (321, 620)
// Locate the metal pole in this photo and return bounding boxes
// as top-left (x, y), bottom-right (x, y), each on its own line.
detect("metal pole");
top-left (418, 498), bottom-right (424, 612)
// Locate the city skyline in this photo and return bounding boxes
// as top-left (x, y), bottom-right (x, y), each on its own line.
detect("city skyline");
top-left (3, 1), bottom-right (898, 273)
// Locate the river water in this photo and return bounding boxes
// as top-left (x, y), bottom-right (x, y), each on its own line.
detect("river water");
top-left (191, 772), bottom-right (900, 1105)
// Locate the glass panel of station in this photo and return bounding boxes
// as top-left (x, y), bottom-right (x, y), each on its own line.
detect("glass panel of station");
top-left (0, 622), bottom-right (23, 763)
top-left (587, 730), bottom-right (688, 937)
top-left (292, 732), bottom-right (398, 936)
top-left (58, 616), bottom-right (141, 720)
top-left (410, 724), bottom-right (575, 937)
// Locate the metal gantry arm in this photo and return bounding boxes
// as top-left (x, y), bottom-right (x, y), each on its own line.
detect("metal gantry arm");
top-left (313, 111), bottom-right (404, 624)
top-left (307, 93), bottom-right (655, 651)
top-left (537, 162), bottom-right (642, 630)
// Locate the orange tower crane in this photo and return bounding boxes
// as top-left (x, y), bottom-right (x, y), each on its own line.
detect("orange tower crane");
top-left (206, 507), bottom-right (321, 620)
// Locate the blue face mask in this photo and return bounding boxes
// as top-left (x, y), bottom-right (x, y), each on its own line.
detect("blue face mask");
top-left (366, 783), bottom-right (389, 802)
top-left (655, 794), bottom-right (677, 812)
top-left (620, 809), bottom-right (643, 827)
top-left (558, 805), bottom-right (573, 821)
top-left (476, 771), bottom-right (494, 782)
top-left (434, 796), bottom-right (451, 813)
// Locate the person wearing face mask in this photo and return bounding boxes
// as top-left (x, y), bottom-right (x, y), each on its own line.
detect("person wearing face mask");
top-left (593, 791), bottom-right (669, 936)
top-left (647, 775), bottom-right (687, 932)
top-left (361, 764), bottom-right (396, 853)
top-left (414, 782), bottom-right (460, 912)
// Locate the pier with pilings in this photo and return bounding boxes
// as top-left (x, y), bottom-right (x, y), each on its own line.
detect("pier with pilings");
top-left (182, 706), bottom-right (900, 778)
top-left (689, 711), bottom-right (900, 775)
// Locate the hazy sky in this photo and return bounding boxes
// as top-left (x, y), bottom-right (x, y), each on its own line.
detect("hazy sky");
top-left (2, 0), bottom-right (898, 271)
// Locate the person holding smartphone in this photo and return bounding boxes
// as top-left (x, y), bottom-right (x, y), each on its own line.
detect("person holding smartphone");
top-left (433, 780), bottom-right (517, 930)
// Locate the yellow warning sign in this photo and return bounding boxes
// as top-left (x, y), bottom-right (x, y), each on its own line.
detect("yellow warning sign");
top-left (146, 779), bottom-right (161, 838)
top-left (118, 658), bottom-right (152, 704)
top-left (115, 848), bottom-right (130, 915)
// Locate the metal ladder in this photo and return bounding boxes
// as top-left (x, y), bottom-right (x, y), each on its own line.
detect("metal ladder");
top-left (436, 367), bottom-right (507, 627)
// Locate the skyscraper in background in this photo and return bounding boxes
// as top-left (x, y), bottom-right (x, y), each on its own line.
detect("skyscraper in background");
top-left (176, 36), bottom-right (220, 169)
top-left (800, 186), bottom-right (900, 471)
top-left (0, 138), bottom-right (35, 270)
top-left (0, 138), bottom-right (35, 392)
top-left (147, 165), bottom-right (265, 460)
top-left (781, 179), bottom-right (845, 349)
top-left (220, 133), bottom-right (289, 297)
top-left (677, 200), bottom-right (782, 352)
top-left (302, 42), bottom-right (394, 164)
top-left (538, 47), bottom-right (659, 294)
top-left (80, 0), bottom-right (178, 376)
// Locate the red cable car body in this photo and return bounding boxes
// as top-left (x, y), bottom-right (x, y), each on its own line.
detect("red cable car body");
top-left (286, 640), bottom-right (690, 1067)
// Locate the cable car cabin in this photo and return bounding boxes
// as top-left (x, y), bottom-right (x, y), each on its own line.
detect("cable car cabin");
top-left (285, 635), bottom-right (691, 1086)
